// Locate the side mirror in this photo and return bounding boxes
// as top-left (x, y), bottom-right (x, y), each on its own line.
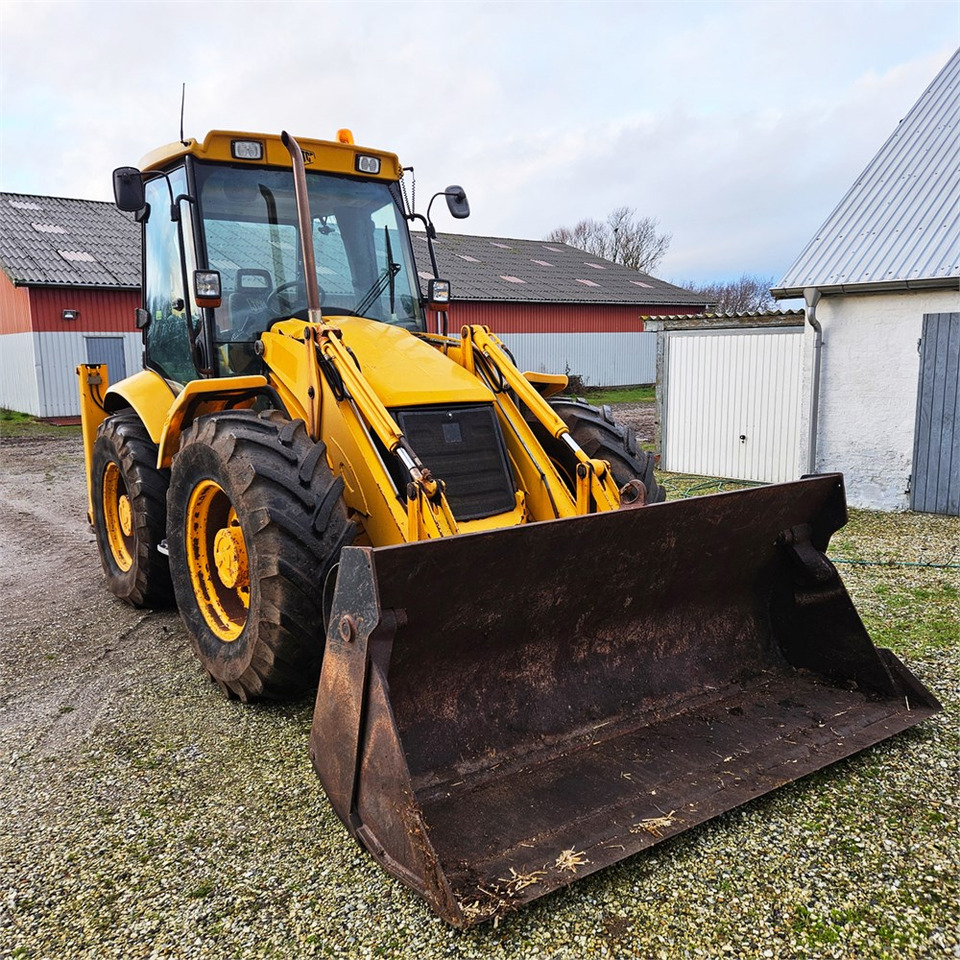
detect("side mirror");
top-left (444, 186), bottom-right (470, 220)
top-left (113, 167), bottom-right (145, 213)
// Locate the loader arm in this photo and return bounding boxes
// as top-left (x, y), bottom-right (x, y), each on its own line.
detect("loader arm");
top-left (261, 319), bottom-right (463, 542)
top-left (453, 325), bottom-right (623, 513)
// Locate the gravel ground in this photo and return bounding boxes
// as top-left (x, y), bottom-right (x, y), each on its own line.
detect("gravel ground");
top-left (1, 423), bottom-right (957, 959)
top-left (594, 402), bottom-right (656, 446)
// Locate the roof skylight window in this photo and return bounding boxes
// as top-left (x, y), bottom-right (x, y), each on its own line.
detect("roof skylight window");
top-left (500, 275), bottom-right (525, 284)
top-left (575, 278), bottom-right (600, 287)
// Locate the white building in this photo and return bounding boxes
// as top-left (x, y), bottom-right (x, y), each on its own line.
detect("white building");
top-left (773, 48), bottom-right (960, 515)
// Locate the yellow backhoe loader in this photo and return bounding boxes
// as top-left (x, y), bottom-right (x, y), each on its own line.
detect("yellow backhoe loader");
top-left (78, 128), bottom-right (939, 927)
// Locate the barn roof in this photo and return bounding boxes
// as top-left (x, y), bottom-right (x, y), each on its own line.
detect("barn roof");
top-left (774, 48), bottom-right (960, 298)
top-left (418, 232), bottom-right (705, 307)
top-left (0, 189), bottom-right (703, 309)
top-left (0, 192), bottom-right (140, 289)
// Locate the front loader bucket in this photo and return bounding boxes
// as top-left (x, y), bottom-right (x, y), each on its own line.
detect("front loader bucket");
top-left (310, 473), bottom-right (940, 926)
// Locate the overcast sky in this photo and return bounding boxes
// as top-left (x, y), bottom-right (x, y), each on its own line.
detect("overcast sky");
top-left (1, 1), bottom-right (957, 286)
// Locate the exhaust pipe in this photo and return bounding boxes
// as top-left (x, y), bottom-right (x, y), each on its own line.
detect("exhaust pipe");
top-left (281, 131), bottom-right (323, 326)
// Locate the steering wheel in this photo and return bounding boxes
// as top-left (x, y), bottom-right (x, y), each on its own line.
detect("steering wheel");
top-left (267, 281), bottom-right (330, 318)
top-left (267, 281), bottom-right (304, 318)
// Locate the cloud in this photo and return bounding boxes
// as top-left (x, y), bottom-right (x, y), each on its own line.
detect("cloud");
top-left (1, 0), bottom-right (956, 284)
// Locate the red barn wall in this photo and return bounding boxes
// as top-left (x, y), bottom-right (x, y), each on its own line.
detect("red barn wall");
top-left (29, 287), bottom-right (140, 333)
top-left (438, 301), bottom-right (694, 335)
top-left (0, 273), bottom-right (33, 334)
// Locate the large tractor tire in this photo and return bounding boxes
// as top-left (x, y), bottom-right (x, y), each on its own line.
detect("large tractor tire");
top-left (91, 410), bottom-right (174, 607)
top-left (549, 397), bottom-right (665, 504)
top-left (166, 411), bottom-right (354, 701)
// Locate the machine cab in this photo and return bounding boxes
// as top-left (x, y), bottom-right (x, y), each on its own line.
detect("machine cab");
top-left (116, 131), bottom-right (426, 384)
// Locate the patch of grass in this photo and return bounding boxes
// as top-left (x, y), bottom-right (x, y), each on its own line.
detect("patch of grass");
top-left (854, 577), bottom-right (958, 656)
top-left (659, 471), bottom-right (763, 498)
top-left (580, 385), bottom-right (655, 405)
top-left (1, 408), bottom-right (34, 423)
top-left (0, 411), bottom-right (81, 439)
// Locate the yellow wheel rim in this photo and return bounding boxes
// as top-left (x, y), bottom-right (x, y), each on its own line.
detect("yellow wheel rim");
top-left (186, 480), bottom-right (250, 641)
top-left (102, 461), bottom-right (134, 572)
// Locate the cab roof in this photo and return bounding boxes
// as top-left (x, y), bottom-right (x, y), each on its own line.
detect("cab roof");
top-left (139, 130), bottom-right (402, 182)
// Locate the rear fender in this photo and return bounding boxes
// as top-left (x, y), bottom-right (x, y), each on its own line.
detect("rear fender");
top-left (103, 369), bottom-right (178, 444)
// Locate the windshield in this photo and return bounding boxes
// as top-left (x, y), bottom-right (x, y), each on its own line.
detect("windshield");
top-left (194, 163), bottom-right (424, 355)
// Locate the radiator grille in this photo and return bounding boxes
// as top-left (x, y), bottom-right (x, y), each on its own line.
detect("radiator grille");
top-left (395, 404), bottom-right (516, 521)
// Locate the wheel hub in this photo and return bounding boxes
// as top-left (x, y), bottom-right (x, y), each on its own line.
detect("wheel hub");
top-left (102, 461), bottom-right (134, 572)
top-left (185, 481), bottom-right (250, 642)
top-left (118, 494), bottom-right (133, 537)
top-left (214, 524), bottom-right (247, 589)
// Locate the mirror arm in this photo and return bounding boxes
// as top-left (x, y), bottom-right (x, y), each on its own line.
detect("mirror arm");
top-left (406, 212), bottom-right (441, 277)
top-left (170, 192), bottom-right (196, 223)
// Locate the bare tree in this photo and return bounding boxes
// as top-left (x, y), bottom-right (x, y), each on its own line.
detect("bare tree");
top-left (680, 274), bottom-right (775, 313)
top-left (547, 206), bottom-right (671, 274)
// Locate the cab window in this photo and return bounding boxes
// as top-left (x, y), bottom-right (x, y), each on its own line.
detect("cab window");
top-left (143, 169), bottom-right (197, 384)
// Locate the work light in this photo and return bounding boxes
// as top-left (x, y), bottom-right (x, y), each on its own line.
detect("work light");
top-left (231, 140), bottom-right (264, 161)
top-left (355, 155), bottom-right (381, 175)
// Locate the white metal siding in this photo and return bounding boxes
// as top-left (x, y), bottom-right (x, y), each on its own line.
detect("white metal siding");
top-left (0, 333), bottom-right (42, 416)
top-left (31, 331), bottom-right (143, 418)
top-left (499, 332), bottom-right (656, 387)
top-left (662, 328), bottom-right (803, 483)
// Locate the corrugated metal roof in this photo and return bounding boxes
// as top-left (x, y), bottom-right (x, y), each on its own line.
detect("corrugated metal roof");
top-left (420, 232), bottom-right (706, 307)
top-left (642, 309), bottom-right (805, 322)
top-left (0, 193), bottom-right (140, 288)
top-left (774, 48), bottom-right (960, 298)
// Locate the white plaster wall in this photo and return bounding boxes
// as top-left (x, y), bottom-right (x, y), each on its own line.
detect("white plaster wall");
top-left (805, 287), bottom-right (960, 511)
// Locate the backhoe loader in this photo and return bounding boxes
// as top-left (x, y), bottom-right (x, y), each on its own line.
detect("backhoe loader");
top-left (78, 128), bottom-right (940, 927)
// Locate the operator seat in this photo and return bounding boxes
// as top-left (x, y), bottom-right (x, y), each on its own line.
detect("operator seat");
top-left (224, 268), bottom-right (272, 374)
top-left (228, 269), bottom-right (273, 338)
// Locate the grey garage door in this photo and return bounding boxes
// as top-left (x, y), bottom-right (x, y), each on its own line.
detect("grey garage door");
top-left (85, 336), bottom-right (127, 382)
top-left (911, 313), bottom-right (959, 516)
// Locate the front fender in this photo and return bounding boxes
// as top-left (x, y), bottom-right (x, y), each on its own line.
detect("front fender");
top-left (156, 375), bottom-right (271, 467)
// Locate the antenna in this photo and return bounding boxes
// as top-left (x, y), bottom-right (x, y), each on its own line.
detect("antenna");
top-left (179, 83), bottom-right (187, 145)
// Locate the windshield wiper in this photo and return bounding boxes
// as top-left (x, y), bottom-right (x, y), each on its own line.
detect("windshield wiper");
top-left (354, 226), bottom-right (401, 318)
